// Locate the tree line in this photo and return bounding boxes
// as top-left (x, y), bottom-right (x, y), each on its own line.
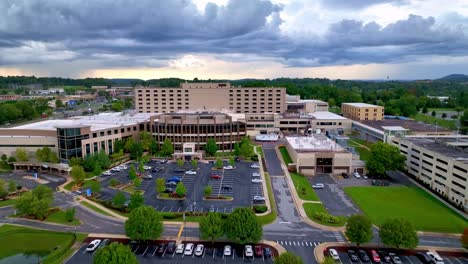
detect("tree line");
top-left (0, 99), bottom-right (51, 125)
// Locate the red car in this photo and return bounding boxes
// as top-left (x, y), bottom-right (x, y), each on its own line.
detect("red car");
top-left (210, 174), bottom-right (221, 179)
top-left (254, 246), bottom-right (263, 257)
top-left (370, 250), bottom-right (381, 263)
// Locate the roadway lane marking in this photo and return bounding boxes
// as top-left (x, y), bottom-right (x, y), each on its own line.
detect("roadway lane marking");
top-left (305, 242), bottom-right (309, 246)
top-left (293, 241), bottom-right (296, 246)
top-left (444, 258), bottom-right (455, 264)
top-left (278, 221), bottom-right (291, 224)
top-left (451, 258), bottom-right (463, 264)
top-left (406, 256), bottom-right (415, 264)
top-left (177, 224), bottom-right (184, 237)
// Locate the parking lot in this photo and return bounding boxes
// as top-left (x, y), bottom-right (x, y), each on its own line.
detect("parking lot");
top-left (0, 171), bottom-right (66, 190)
top-left (89, 159), bottom-right (266, 214)
top-left (67, 239), bottom-right (276, 264)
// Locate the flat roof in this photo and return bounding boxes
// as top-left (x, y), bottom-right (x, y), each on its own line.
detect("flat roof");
top-left (361, 119), bottom-right (451, 133)
top-left (12, 112), bottom-right (156, 132)
top-left (382, 126), bottom-right (409, 131)
top-left (286, 135), bottom-right (346, 152)
top-left (309, 111), bottom-right (347, 120)
top-left (405, 137), bottom-right (468, 164)
top-left (343, 103), bottom-right (381, 108)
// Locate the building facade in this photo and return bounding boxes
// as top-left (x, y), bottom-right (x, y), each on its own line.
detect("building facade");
top-left (135, 82), bottom-right (286, 114)
top-left (342, 103), bottom-right (384, 121)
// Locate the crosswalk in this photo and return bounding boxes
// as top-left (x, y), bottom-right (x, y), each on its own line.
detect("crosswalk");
top-left (277, 240), bottom-right (323, 247)
top-left (334, 231), bottom-right (346, 242)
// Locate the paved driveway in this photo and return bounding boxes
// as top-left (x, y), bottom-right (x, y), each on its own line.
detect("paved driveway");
top-left (262, 145), bottom-right (283, 176)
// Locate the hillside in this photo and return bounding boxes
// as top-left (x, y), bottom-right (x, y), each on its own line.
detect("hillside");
top-left (437, 74), bottom-right (468, 82)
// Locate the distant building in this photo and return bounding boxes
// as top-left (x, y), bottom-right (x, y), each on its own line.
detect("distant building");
top-left (0, 95), bottom-right (20, 101)
top-left (342, 103), bottom-right (384, 121)
top-left (286, 95), bottom-right (329, 113)
top-left (29, 88), bottom-right (64, 95)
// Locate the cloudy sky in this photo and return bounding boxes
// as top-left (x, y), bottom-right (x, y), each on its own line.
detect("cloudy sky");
top-left (0, 0), bottom-right (467, 80)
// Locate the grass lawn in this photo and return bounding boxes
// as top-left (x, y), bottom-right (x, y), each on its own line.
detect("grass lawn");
top-left (80, 201), bottom-right (114, 217)
top-left (344, 186), bottom-right (468, 233)
top-left (290, 172), bottom-right (320, 201)
top-left (123, 184), bottom-right (136, 194)
top-left (347, 140), bottom-right (372, 161)
top-left (412, 113), bottom-right (456, 130)
top-left (303, 203), bottom-right (347, 227)
top-left (44, 210), bottom-right (80, 226)
top-left (256, 172), bottom-right (277, 226)
top-left (214, 151), bottom-right (234, 157)
top-left (256, 146), bottom-right (264, 157)
top-left (0, 199), bottom-right (16, 208)
top-left (278, 146), bottom-right (293, 164)
top-left (0, 224), bottom-right (76, 261)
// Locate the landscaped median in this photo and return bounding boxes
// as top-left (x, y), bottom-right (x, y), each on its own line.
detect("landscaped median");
top-left (303, 203), bottom-right (347, 227)
top-left (344, 186), bottom-right (468, 233)
top-left (256, 172), bottom-right (277, 225)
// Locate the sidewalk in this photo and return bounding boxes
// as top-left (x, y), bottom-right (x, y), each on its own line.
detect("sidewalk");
top-left (254, 145), bottom-right (272, 216)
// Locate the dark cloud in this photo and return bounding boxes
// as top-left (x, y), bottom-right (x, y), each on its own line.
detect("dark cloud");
top-left (319, 0), bottom-right (409, 9)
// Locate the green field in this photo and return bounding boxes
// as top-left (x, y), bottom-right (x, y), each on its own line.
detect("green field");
top-left (412, 113), bottom-right (456, 130)
top-left (303, 203), bottom-right (347, 227)
top-left (344, 186), bottom-right (468, 233)
top-left (0, 199), bottom-right (16, 208)
top-left (290, 172), bottom-right (320, 201)
top-left (256, 172), bottom-right (277, 225)
top-left (44, 210), bottom-right (80, 226)
top-left (278, 146), bottom-right (293, 164)
top-left (347, 140), bottom-right (372, 161)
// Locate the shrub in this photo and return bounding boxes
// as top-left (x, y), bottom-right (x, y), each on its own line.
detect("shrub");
top-left (253, 205), bottom-right (268, 213)
top-left (313, 212), bottom-right (339, 224)
top-left (251, 156), bottom-right (259, 161)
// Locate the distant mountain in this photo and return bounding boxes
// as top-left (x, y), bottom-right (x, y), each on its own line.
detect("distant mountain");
top-left (109, 78), bottom-right (143, 85)
top-left (437, 74), bottom-right (468, 82)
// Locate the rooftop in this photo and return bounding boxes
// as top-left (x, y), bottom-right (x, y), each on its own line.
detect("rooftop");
top-left (286, 135), bottom-right (346, 152)
top-left (405, 136), bottom-right (468, 164)
top-left (12, 112), bottom-right (156, 131)
top-left (309, 111), bottom-right (347, 120)
top-left (361, 119), bottom-right (451, 133)
top-left (343, 103), bottom-right (382, 108)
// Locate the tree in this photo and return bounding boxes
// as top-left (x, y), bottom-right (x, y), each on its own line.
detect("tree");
top-left (177, 159), bottom-right (184, 168)
top-left (109, 178), bottom-right (119, 187)
top-left (160, 138), bottom-right (174, 156)
top-left (114, 139), bottom-right (125, 154)
top-left (128, 191), bottom-right (144, 210)
top-left (229, 156), bottom-right (235, 166)
top-left (239, 137), bottom-right (253, 158)
top-left (215, 158), bottom-right (223, 169)
top-left (345, 215), bottom-right (373, 247)
top-left (321, 256), bottom-right (336, 264)
top-left (149, 140), bottom-right (158, 156)
top-left (156, 178), bottom-right (165, 193)
top-left (93, 242), bottom-right (138, 264)
top-left (65, 208), bottom-right (76, 222)
top-left (431, 110), bottom-right (436, 117)
top-left (36, 147), bottom-right (51, 162)
top-left (224, 207), bottom-right (262, 244)
top-left (0, 180), bottom-right (8, 199)
top-left (191, 159), bottom-right (198, 169)
top-left (138, 160), bottom-right (144, 173)
top-left (204, 186), bottom-right (212, 197)
top-left (200, 212), bottom-right (224, 242)
top-left (16, 148), bottom-right (28, 162)
top-left (441, 113), bottom-right (447, 119)
top-left (8, 180), bottom-right (16, 193)
top-left (233, 142), bottom-right (240, 156)
top-left (15, 185), bottom-right (53, 220)
top-left (71, 166), bottom-right (86, 185)
top-left (175, 182), bottom-right (186, 197)
top-left (379, 218), bottom-right (418, 249)
top-left (113, 192), bottom-right (126, 208)
top-left (124, 138), bottom-right (134, 153)
top-left (205, 138), bottom-right (218, 156)
top-left (274, 252), bottom-right (303, 264)
top-left (1, 154), bottom-right (7, 163)
top-left (7, 156), bottom-right (16, 163)
top-left (125, 206), bottom-right (163, 241)
top-left (133, 177), bottom-right (142, 188)
top-left (55, 99), bottom-right (64, 108)
top-left (366, 142), bottom-right (405, 177)
top-left (129, 142), bottom-right (143, 159)
top-left (422, 106), bottom-right (428, 114)
top-left (128, 164), bottom-right (137, 180)
top-left (111, 101), bottom-right (124, 112)
top-left (461, 228), bottom-right (468, 249)
top-left (86, 180), bottom-right (101, 195)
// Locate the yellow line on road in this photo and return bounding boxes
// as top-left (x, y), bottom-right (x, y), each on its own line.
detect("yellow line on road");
top-left (177, 224), bottom-right (184, 237)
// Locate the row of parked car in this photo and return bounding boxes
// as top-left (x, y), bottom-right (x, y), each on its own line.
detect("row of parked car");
top-left (329, 248), bottom-right (446, 264)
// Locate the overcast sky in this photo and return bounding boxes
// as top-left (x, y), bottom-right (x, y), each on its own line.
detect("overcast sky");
top-left (0, 0), bottom-right (467, 80)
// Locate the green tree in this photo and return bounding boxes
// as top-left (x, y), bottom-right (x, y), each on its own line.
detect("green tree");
top-left (93, 242), bottom-right (138, 264)
top-left (160, 138), bottom-right (174, 156)
top-left (461, 228), bottom-right (468, 249)
top-left (441, 113), bottom-right (447, 119)
top-left (422, 106), bottom-right (428, 114)
top-left (175, 182), bottom-right (186, 197)
top-left (431, 110), bottom-right (436, 117)
top-left (233, 142), bottom-right (240, 156)
top-left (321, 256), bottom-right (336, 264)
top-left (199, 212), bottom-right (224, 242)
top-left (239, 137), bottom-right (253, 158)
top-left (156, 178), bottom-right (165, 193)
top-left (15, 185), bottom-right (53, 220)
top-left (128, 191), bottom-right (144, 210)
top-left (177, 159), bottom-right (184, 168)
top-left (48, 151), bottom-right (59, 163)
top-left (205, 138), bottom-right (218, 156)
top-left (114, 139), bottom-right (125, 153)
top-left (8, 180), bottom-right (16, 193)
top-left (86, 180), bottom-right (101, 195)
top-left (55, 99), bottom-right (64, 108)
top-left (138, 160), bottom-right (144, 173)
top-left (133, 177), bottom-right (142, 188)
top-left (7, 156), bottom-right (16, 163)
top-left (113, 191), bottom-right (126, 208)
top-left (0, 180), bottom-right (8, 199)
top-left (191, 159), bottom-right (198, 169)
top-left (379, 218), bottom-right (418, 249)
top-left (71, 166), bottom-right (86, 185)
top-left (274, 252), bottom-right (303, 264)
top-left (139, 131), bottom-right (152, 151)
top-left (129, 142), bottom-right (143, 159)
top-left (128, 164), bottom-right (137, 180)
top-left (36, 147), bottom-right (52, 162)
top-left (229, 156), bottom-right (235, 166)
top-left (149, 140), bottom-right (158, 156)
top-left (125, 206), bottom-right (163, 241)
top-left (124, 138), bottom-right (134, 153)
top-left (109, 178), bottom-right (119, 187)
top-left (366, 142), bottom-right (405, 177)
top-left (224, 207), bottom-right (262, 244)
top-left (204, 186), bottom-right (212, 197)
top-left (327, 98), bottom-right (336, 108)
top-left (65, 208), bottom-right (76, 222)
top-left (345, 215), bottom-right (373, 247)
top-left (111, 101), bottom-right (124, 112)
top-left (215, 158), bottom-right (223, 169)
top-left (0, 154), bottom-right (7, 163)
top-left (16, 148), bottom-right (29, 162)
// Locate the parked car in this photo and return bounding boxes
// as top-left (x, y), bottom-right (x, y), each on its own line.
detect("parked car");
top-left (97, 239), bottom-right (110, 249)
top-left (378, 251), bottom-right (391, 263)
top-left (353, 172), bottom-right (361, 178)
top-left (370, 250), bottom-right (381, 263)
top-left (194, 244), bottom-right (204, 256)
top-left (210, 174), bottom-right (222, 179)
top-left (252, 172), bottom-right (261, 177)
top-left (245, 245), bottom-right (253, 257)
top-left (224, 245), bottom-right (232, 256)
top-left (223, 165), bottom-right (234, 170)
top-left (184, 243), bottom-right (194, 256)
top-left (358, 250), bottom-right (370, 262)
top-left (221, 185), bottom-right (232, 190)
top-left (86, 239), bottom-right (102, 252)
top-left (348, 250), bottom-right (359, 262)
top-left (341, 172), bottom-right (349, 178)
top-left (159, 159), bottom-right (168, 164)
top-left (235, 157), bottom-right (241, 162)
top-left (329, 248), bottom-right (340, 261)
top-left (312, 183), bottom-right (325, 189)
top-left (167, 176), bottom-right (181, 183)
top-left (416, 253), bottom-right (435, 264)
top-left (164, 188), bottom-right (175, 193)
top-left (156, 243), bottom-right (166, 255)
top-left (263, 247), bottom-right (272, 258)
top-left (253, 196), bottom-right (265, 201)
top-left (173, 168), bottom-right (185, 173)
top-left (102, 171), bottom-right (112, 176)
top-left (426, 251), bottom-right (444, 264)
top-left (176, 243), bottom-right (185, 254)
top-left (251, 179), bottom-right (262, 183)
top-left (166, 181), bottom-right (177, 187)
top-left (388, 253), bottom-right (402, 264)
top-left (185, 170), bottom-right (197, 175)
top-left (209, 205), bottom-right (215, 213)
top-left (254, 246), bottom-right (263, 257)
top-left (152, 167), bottom-right (163, 173)
top-left (143, 175), bottom-right (153, 179)
top-left (166, 242), bottom-right (176, 254)
top-left (251, 163), bottom-right (260, 168)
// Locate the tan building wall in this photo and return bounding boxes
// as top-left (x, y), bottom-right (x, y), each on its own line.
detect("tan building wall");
top-left (0, 135), bottom-right (57, 157)
top-left (135, 83), bottom-right (286, 114)
top-left (342, 103), bottom-right (384, 121)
